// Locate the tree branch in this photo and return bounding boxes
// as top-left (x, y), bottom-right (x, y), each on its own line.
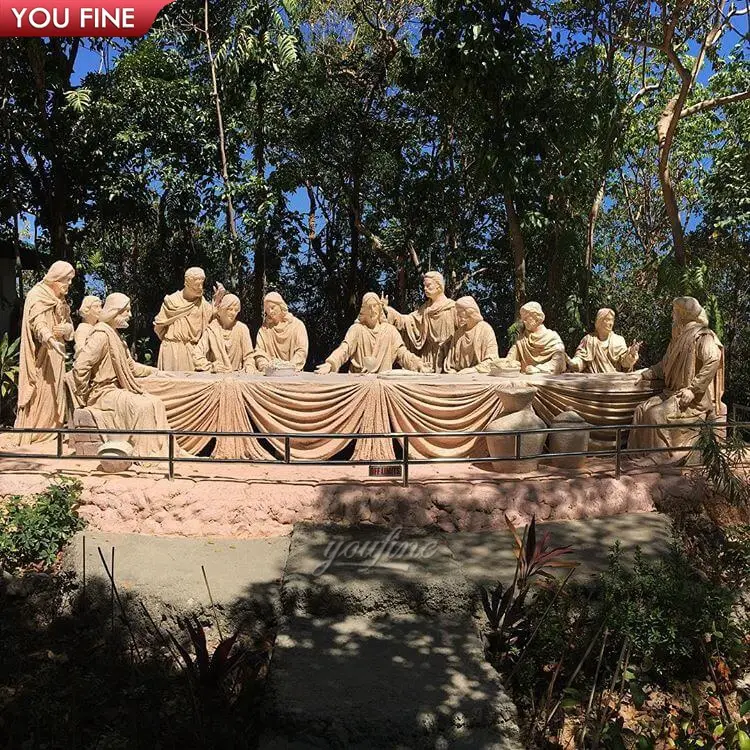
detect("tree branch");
top-left (681, 90), bottom-right (750, 117)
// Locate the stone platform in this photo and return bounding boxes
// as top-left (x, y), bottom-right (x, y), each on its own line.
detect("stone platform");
top-left (0, 441), bottom-right (699, 539)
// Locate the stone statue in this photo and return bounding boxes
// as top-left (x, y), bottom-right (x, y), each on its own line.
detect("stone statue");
top-left (568, 308), bottom-right (641, 374)
top-left (74, 293), bottom-right (175, 461)
top-left (629, 297), bottom-right (724, 455)
top-left (254, 292), bottom-right (308, 372)
top-left (15, 261), bottom-right (76, 444)
top-left (193, 294), bottom-right (256, 373)
top-left (153, 267), bottom-right (224, 371)
top-left (315, 292), bottom-right (426, 374)
top-left (506, 302), bottom-right (566, 375)
top-left (443, 296), bottom-right (499, 374)
top-left (74, 295), bottom-right (102, 359)
top-left (382, 271), bottom-right (456, 373)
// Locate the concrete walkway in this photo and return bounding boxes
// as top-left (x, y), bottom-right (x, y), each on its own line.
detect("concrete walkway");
top-left (64, 512), bottom-right (672, 749)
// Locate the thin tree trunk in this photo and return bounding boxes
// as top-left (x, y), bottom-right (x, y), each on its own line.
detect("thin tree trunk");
top-left (348, 173), bottom-right (361, 321)
top-left (203, 0), bottom-right (237, 273)
top-left (656, 95), bottom-right (686, 265)
top-left (504, 190), bottom-right (526, 317)
top-left (252, 77), bottom-right (267, 328)
top-left (585, 178), bottom-right (606, 324)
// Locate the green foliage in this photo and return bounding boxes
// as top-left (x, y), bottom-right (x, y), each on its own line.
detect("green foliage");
top-left (697, 426), bottom-right (750, 512)
top-left (0, 334), bottom-right (20, 425)
top-left (0, 478), bottom-right (86, 571)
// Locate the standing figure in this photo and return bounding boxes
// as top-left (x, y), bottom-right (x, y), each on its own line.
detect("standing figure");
top-left (629, 297), bottom-right (724, 455)
top-left (15, 261), bottom-right (76, 444)
top-left (506, 301), bottom-right (566, 375)
top-left (74, 295), bottom-right (103, 359)
top-left (74, 293), bottom-right (174, 460)
top-left (315, 293), bottom-right (425, 374)
top-left (194, 294), bottom-right (256, 373)
top-left (443, 296), bottom-right (499, 374)
top-left (568, 308), bottom-right (641, 374)
top-left (153, 267), bottom-right (223, 371)
top-left (382, 271), bottom-right (456, 373)
top-left (254, 292), bottom-right (308, 372)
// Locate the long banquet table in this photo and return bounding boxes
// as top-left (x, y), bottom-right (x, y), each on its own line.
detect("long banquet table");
top-left (140, 371), bottom-right (662, 461)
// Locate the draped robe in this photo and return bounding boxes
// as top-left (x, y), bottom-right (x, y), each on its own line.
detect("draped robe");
top-left (254, 315), bottom-right (308, 371)
top-left (443, 321), bottom-right (499, 373)
top-left (507, 326), bottom-right (566, 374)
top-left (194, 320), bottom-right (256, 373)
top-left (14, 281), bottom-right (74, 443)
top-left (629, 322), bottom-right (724, 455)
top-left (73, 324), bottom-right (172, 460)
top-left (325, 322), bottom-right (423, 373)
top-left (386, 295), bottom-right (456, 373)
top-left (569, 333), bottom-right (633, 374)
top-left (153, 291), bottom-right (213, 371)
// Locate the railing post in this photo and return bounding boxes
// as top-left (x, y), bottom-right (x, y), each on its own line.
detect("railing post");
top-left (168, 433), bottom-right (174, 480)
top-left (284, 436), bottom-right (291, 464)
top-left (402, 435), bottom-right (409, 488)
top-left (615, 427), bottom-right (621, 479)
top-left (56, 431), bottom-right (63, 458)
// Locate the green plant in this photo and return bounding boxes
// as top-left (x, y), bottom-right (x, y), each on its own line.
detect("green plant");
top-left (697, 426), bottom-right (750, 513)
top-left (0, 333), bottom-right (20, 425)
top-left (0, 477), bottom-right (85, 571)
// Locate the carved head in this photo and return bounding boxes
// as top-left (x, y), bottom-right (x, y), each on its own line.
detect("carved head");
top-left (184, 267), bottom-right (205, 299)
top-left (455, 296), bottom-right (482, 330)
top-left (100, 293), bottom-right (132, 329)
top-left (79, 295), bottom-right (102, 325)
top-left (519, 302), bottom-right (545, 333)
top-left (217, 294), bottom-right (241, 328)
top-left (672, 296), bottom-right (709, 330)
top-left (423, 272), bottom-right (445, 301)
top-left (595, 308), bottom-right (615, 339)
top-left (358, 292), bottom-right (385, 328)
top-left (263, 292), bottom-right (289, 327)
top-left (43, 261), bottom-right (76, 298)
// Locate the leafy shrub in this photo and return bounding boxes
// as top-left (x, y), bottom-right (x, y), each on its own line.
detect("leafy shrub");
top-left (0, 333), bottom-right (20, 425)
top-left (0, 477), bottom-right (86, 571)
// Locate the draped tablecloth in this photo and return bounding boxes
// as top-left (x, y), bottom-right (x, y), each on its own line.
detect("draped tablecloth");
top-left (140, 371), bottom-right (661, 461)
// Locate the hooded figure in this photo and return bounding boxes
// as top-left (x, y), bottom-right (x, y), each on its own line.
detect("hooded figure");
top-left (15, 261), bottom-right (76, 443)
top-left (629, 296), bottom-right (724, 457)
top-left (443, 296), bottom-right (499, 374)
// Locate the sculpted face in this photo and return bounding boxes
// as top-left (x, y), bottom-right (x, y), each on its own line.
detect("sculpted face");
top-left (114, 304), bottom-right (132, 330)
top-left (423, 276), bottom-right (441, 301)
top-left (49, 274), bottom-right (74, 298)
top-left (218, 303), bottom-right (240, 328)
top-left (360, 297), bottom-right (381, 328)
top-left (83, 299), bottom-right (102, 324)
top-left (595, 313), bottom-right (615, 339)
top-left (456, 305), bottom-right (478, 330)
top-left (184, 273), bottom-right (205, 298)
top-left (521, 310), bottom-right (542, 334)
top-left (264, 301), bottom-right (284, 326)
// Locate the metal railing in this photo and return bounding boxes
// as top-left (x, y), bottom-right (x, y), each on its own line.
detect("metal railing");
top-left (2, 416), bottom-right (746, 487)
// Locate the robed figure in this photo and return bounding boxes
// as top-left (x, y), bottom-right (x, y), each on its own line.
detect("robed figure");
top-left (629, 297), bottom-right (724, 457)
top-left (15, 261), bottom-right (76, 444)
top-left (568, 308), bottom-right (640, 374)
top-left (382, 271), bottom-right (456, 373)
top-left (193, 294), bottom-right (256, 373)
top-left (443, 296), bottom-right (499, 374)
top-left (506, 301), bottom-right (566, 375)
top-left (254, 292), bottom-right (308, 372)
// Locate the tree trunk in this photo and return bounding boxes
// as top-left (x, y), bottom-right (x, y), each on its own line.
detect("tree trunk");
top-left (504, 190), bottom-right (526, 317)
top-left (347, 174), bottom-right (361, 322)
top-left (657, 95), bottom-right (686, 266)
top-left (252, 78), bottom-right (267, 329)
top-left (584, 178), bottom-right (606, 326)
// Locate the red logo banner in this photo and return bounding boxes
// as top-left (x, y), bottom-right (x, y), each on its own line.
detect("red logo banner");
top-left (0, 0), bottom-right (172, 36)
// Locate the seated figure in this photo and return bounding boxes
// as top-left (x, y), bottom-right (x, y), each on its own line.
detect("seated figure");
top-left (74, 295), bottom-right (102, 359)
top-left (255, 292), bottom-right (308, 372)
top-left (193, 294), bottom-right (256, 373)
top-left (629, 297), bottom-right (724, 456)
top-left (568, 308), bottom-right (641, 374)
top-left (506, 302), bottom-right (566, 375)
top-left (315, 293), bottom-right (426, 374)
top-left (443, 296), bottom-right (499, 373)
top-left (74, 293), bottom-right (175, 461)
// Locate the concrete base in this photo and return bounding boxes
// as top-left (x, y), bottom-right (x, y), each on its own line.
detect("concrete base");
top-left (0, 442), bottom-right (697, 539)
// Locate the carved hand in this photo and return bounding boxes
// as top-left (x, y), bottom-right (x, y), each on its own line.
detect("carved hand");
top-left (213, 362), bottom-right (231, 374)
top-left (213, 282), bottom-right (226, 307)
top-left (677, 387), bottom-right (695, 409)
top-left (52, 323), bottom-right (69, 338)
top-left (47, 337), bottom-right (65, 356)
top-left (524, 365), bottom-right (540, 374)
top-left (315, 363), bottom-right (332, 375)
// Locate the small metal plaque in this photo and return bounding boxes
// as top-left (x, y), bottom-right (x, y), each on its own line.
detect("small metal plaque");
top-left (369, 465), bottom-right (402, 477)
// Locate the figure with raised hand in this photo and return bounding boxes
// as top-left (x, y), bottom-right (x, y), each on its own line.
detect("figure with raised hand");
top-left (567, 308), bottom-right (641, 374)
top-left (153, 267), bottom-right (225, 371)
top-left (15, 261), bottom-right (76, 443)
top-left (315, 293), bottom-right (426, 375)
top-left (381, 271), bottom-right (456, 373)
top-left (443, 296), bottom-right (499, 374)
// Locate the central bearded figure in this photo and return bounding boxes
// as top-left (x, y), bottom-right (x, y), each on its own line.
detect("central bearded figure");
top-left (381, 271), bottom-right (456, 373)
top-left (254, 291), bottom-right (309, 372)
top-left (193, 294), bottom-right (256, 373)
top-left (506, 301), bottom-right (566, 375)
top-left (315, 293), bottom-right (426, 374)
